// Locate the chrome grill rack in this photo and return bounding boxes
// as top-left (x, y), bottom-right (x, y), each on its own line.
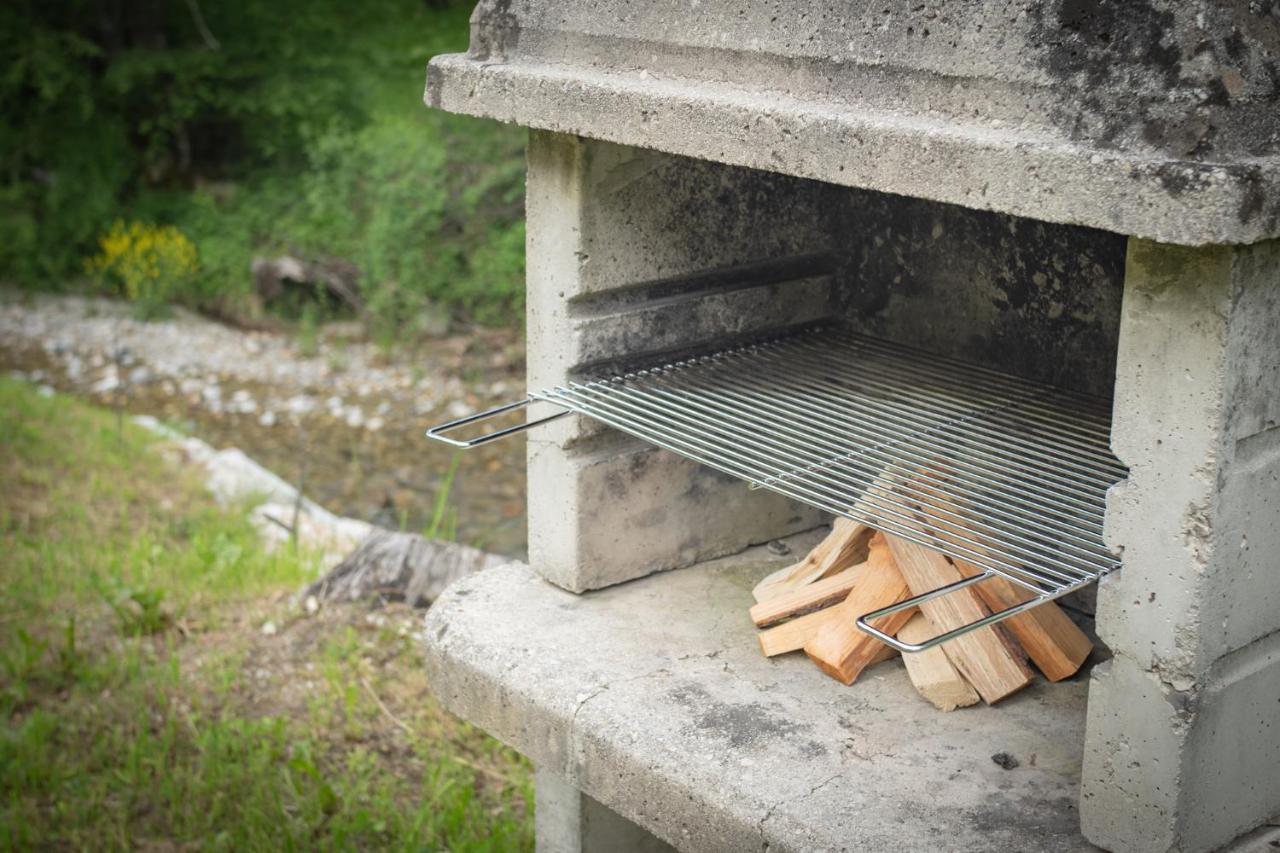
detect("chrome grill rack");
top-left (427, 325), bottom-right (1126, 651)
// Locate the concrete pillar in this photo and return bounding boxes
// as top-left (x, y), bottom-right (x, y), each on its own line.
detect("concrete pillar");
top-left (524, 130), bottom-right (832, 592)
top-left (535, 770), bottom-right (677, 853)
top-left (1082, 237), bottom-right (1280, 852)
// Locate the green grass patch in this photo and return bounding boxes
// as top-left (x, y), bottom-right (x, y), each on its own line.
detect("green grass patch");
top-left (0, 378), bottom-right (532, 850)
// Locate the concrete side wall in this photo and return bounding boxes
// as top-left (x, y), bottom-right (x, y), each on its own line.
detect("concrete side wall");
top-left (525, 130), bottom-right (831, 591)
top-left (1083, 237), bottom-right (1280, 853)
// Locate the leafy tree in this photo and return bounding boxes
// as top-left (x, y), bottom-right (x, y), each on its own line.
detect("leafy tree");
top-left (0, 0), bottom-right (526, 328)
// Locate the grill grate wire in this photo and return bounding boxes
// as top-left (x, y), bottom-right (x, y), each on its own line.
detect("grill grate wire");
top-left (428, 325), bottom-right (1127, 650)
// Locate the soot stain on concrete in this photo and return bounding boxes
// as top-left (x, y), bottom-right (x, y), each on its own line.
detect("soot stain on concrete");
top-left (1027, 0), bottom-right (1280, 172)
top-left (668, 682), bottom-right (826, 754)
top-left (831, 187), bottom-right (1125, 397)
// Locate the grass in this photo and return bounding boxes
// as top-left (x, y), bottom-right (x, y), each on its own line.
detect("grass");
top-left (0, 378), bottom-right (533, 850)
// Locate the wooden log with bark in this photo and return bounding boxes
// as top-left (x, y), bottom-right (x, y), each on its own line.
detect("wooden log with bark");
top-left (304, 529), bottom-right (506, 608)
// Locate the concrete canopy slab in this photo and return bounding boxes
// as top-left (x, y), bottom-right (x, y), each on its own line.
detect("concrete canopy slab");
top-left (425, 1), bottom-right (1280, 247)
top-left (424, 537), bottom-right (1098, 852)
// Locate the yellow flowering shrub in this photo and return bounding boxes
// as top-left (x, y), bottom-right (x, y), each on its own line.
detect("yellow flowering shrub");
top-left (85, 221), bottom-right (198, 315)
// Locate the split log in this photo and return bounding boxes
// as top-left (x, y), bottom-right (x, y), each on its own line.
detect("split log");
top-left (303, 529), bottom-right (506, 607)
top-left (751, 518), bottom-right (871, 603)
top-left (897, 612), bottom-right (980, 711)
top-left (804, 535), bottom-right (916, 685)
top-left (893, 468), bottom-right (1087, 681)
top-left (952, 561), bottom-right (1092, 681)
top-left (758, 604), bottom-right (847, 657)
top-left (884, 535), bottom-right (1034, 704)
top-left (749, 563), bottom-right (865, 628)
top-left (900, 471), bottom-right (1093, 683)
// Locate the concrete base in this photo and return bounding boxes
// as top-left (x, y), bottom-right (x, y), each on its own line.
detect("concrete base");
top-left (536, 769), bottom-right (677, 853)
top-left (424, 533), bottom-right (1099, 852)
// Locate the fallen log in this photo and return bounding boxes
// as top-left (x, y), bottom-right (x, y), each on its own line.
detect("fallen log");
top-left (303, 529), bottom-right (506, 607)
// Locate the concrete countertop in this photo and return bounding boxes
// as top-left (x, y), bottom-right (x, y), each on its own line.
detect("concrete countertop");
top-left (423, 535), bottom-right (1098, 852)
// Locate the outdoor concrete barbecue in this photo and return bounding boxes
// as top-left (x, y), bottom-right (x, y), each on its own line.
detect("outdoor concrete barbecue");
top-left (421, 2), bottom-right (1280, 851)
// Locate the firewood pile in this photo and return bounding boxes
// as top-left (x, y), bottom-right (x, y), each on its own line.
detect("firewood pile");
top-left (750, 520), bottom-right (1093, 709)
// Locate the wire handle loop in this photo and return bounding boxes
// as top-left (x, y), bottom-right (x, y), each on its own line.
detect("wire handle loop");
top-left (426, 398), bottom-right (571, 448)
top-left (855, 571), bottom-right (1052, 653)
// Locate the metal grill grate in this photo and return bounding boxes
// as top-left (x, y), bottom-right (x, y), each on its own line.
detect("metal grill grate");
top-left (428, 325), bottom-right (1127, 651)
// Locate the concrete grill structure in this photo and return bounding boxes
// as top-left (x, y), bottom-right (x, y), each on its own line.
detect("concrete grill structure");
top-left (422, 2), bottom-right (1280, 850)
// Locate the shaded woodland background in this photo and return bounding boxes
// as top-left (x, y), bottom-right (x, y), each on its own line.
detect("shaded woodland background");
top-left (1, 0), bottom-right (526, 335)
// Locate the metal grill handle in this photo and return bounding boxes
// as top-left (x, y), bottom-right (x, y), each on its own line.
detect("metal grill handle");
top-left (854, 572), bottom-right (1058, 652)
top-left (426, 398), bottom-right (570, 448)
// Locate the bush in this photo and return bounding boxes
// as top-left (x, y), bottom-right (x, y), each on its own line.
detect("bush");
top-left (0, 1), bottom-right (527, 330)
top-left (84, 220), bottom-right (199, 317)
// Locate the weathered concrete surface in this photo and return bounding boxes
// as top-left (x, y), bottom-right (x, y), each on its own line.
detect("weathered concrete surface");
top-left (424, 536), bottom-right (1098, 853)
top-left (428, 1), bottom-right (1280, 246)
top-left (536, 769), bottom-right (678, 853)
top-left (524, 131), bottom-right (833, 592)
top-left (1084, 237), bottom-right (1280, 852)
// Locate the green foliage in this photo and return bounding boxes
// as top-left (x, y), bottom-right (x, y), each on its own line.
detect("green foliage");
top-left (424, 451), bottom-right (462, 541)
top-left (98, 576), bottom-right (173, 637)
top-left (0, 378), bottom-right (534, 849)
top-left (0, 0), bottom-right (526, 328)
top-left (84, 219), bottom-right (200, 317)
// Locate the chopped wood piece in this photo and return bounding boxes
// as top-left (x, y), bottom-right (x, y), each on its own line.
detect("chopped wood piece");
top-left (758, 603), bottom-right (848, 657)
top-left (751, 518), bottom-right (872, 603)
top-left (951, 560), bottom-right (1093, 681)
top-left (900, 473), bottom-right (1094, 684)
top-left (803, 536), bottom-right (916, 685)
top-left (749, 563), bottom-right (864, 628)
top-left (897, 613), bottom-right (980, 711)
top-left (884, 535), bottom-right (1034, 704)
top-left (868, 641), bottom-right (900, 666)
top-left (758, 603), bottom-right (905, 660)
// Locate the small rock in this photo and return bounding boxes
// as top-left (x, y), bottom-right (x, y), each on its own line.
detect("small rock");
top-left (128, 366), bottom-right (153, 385)
top-left (991, 752), bottom-right (1019, 770)
top-left (261, 620), bottom-right (278, 637)
top-left (91, 373), bottom-right (120, 394)
top-left (446, 399), bottom-right (471, 419)
top-left (284, 394), bottom-right (315, 415)
top-left (258, 411), bottom-right (277, 428)
top-left (365, 416), bottom-right (384, 432)
top-left (303, 595), bottom-right (320, 615)
top-left (37, 384), bottom-right (55, 398)
top-left (767, 540), bottom-right (792, 556)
